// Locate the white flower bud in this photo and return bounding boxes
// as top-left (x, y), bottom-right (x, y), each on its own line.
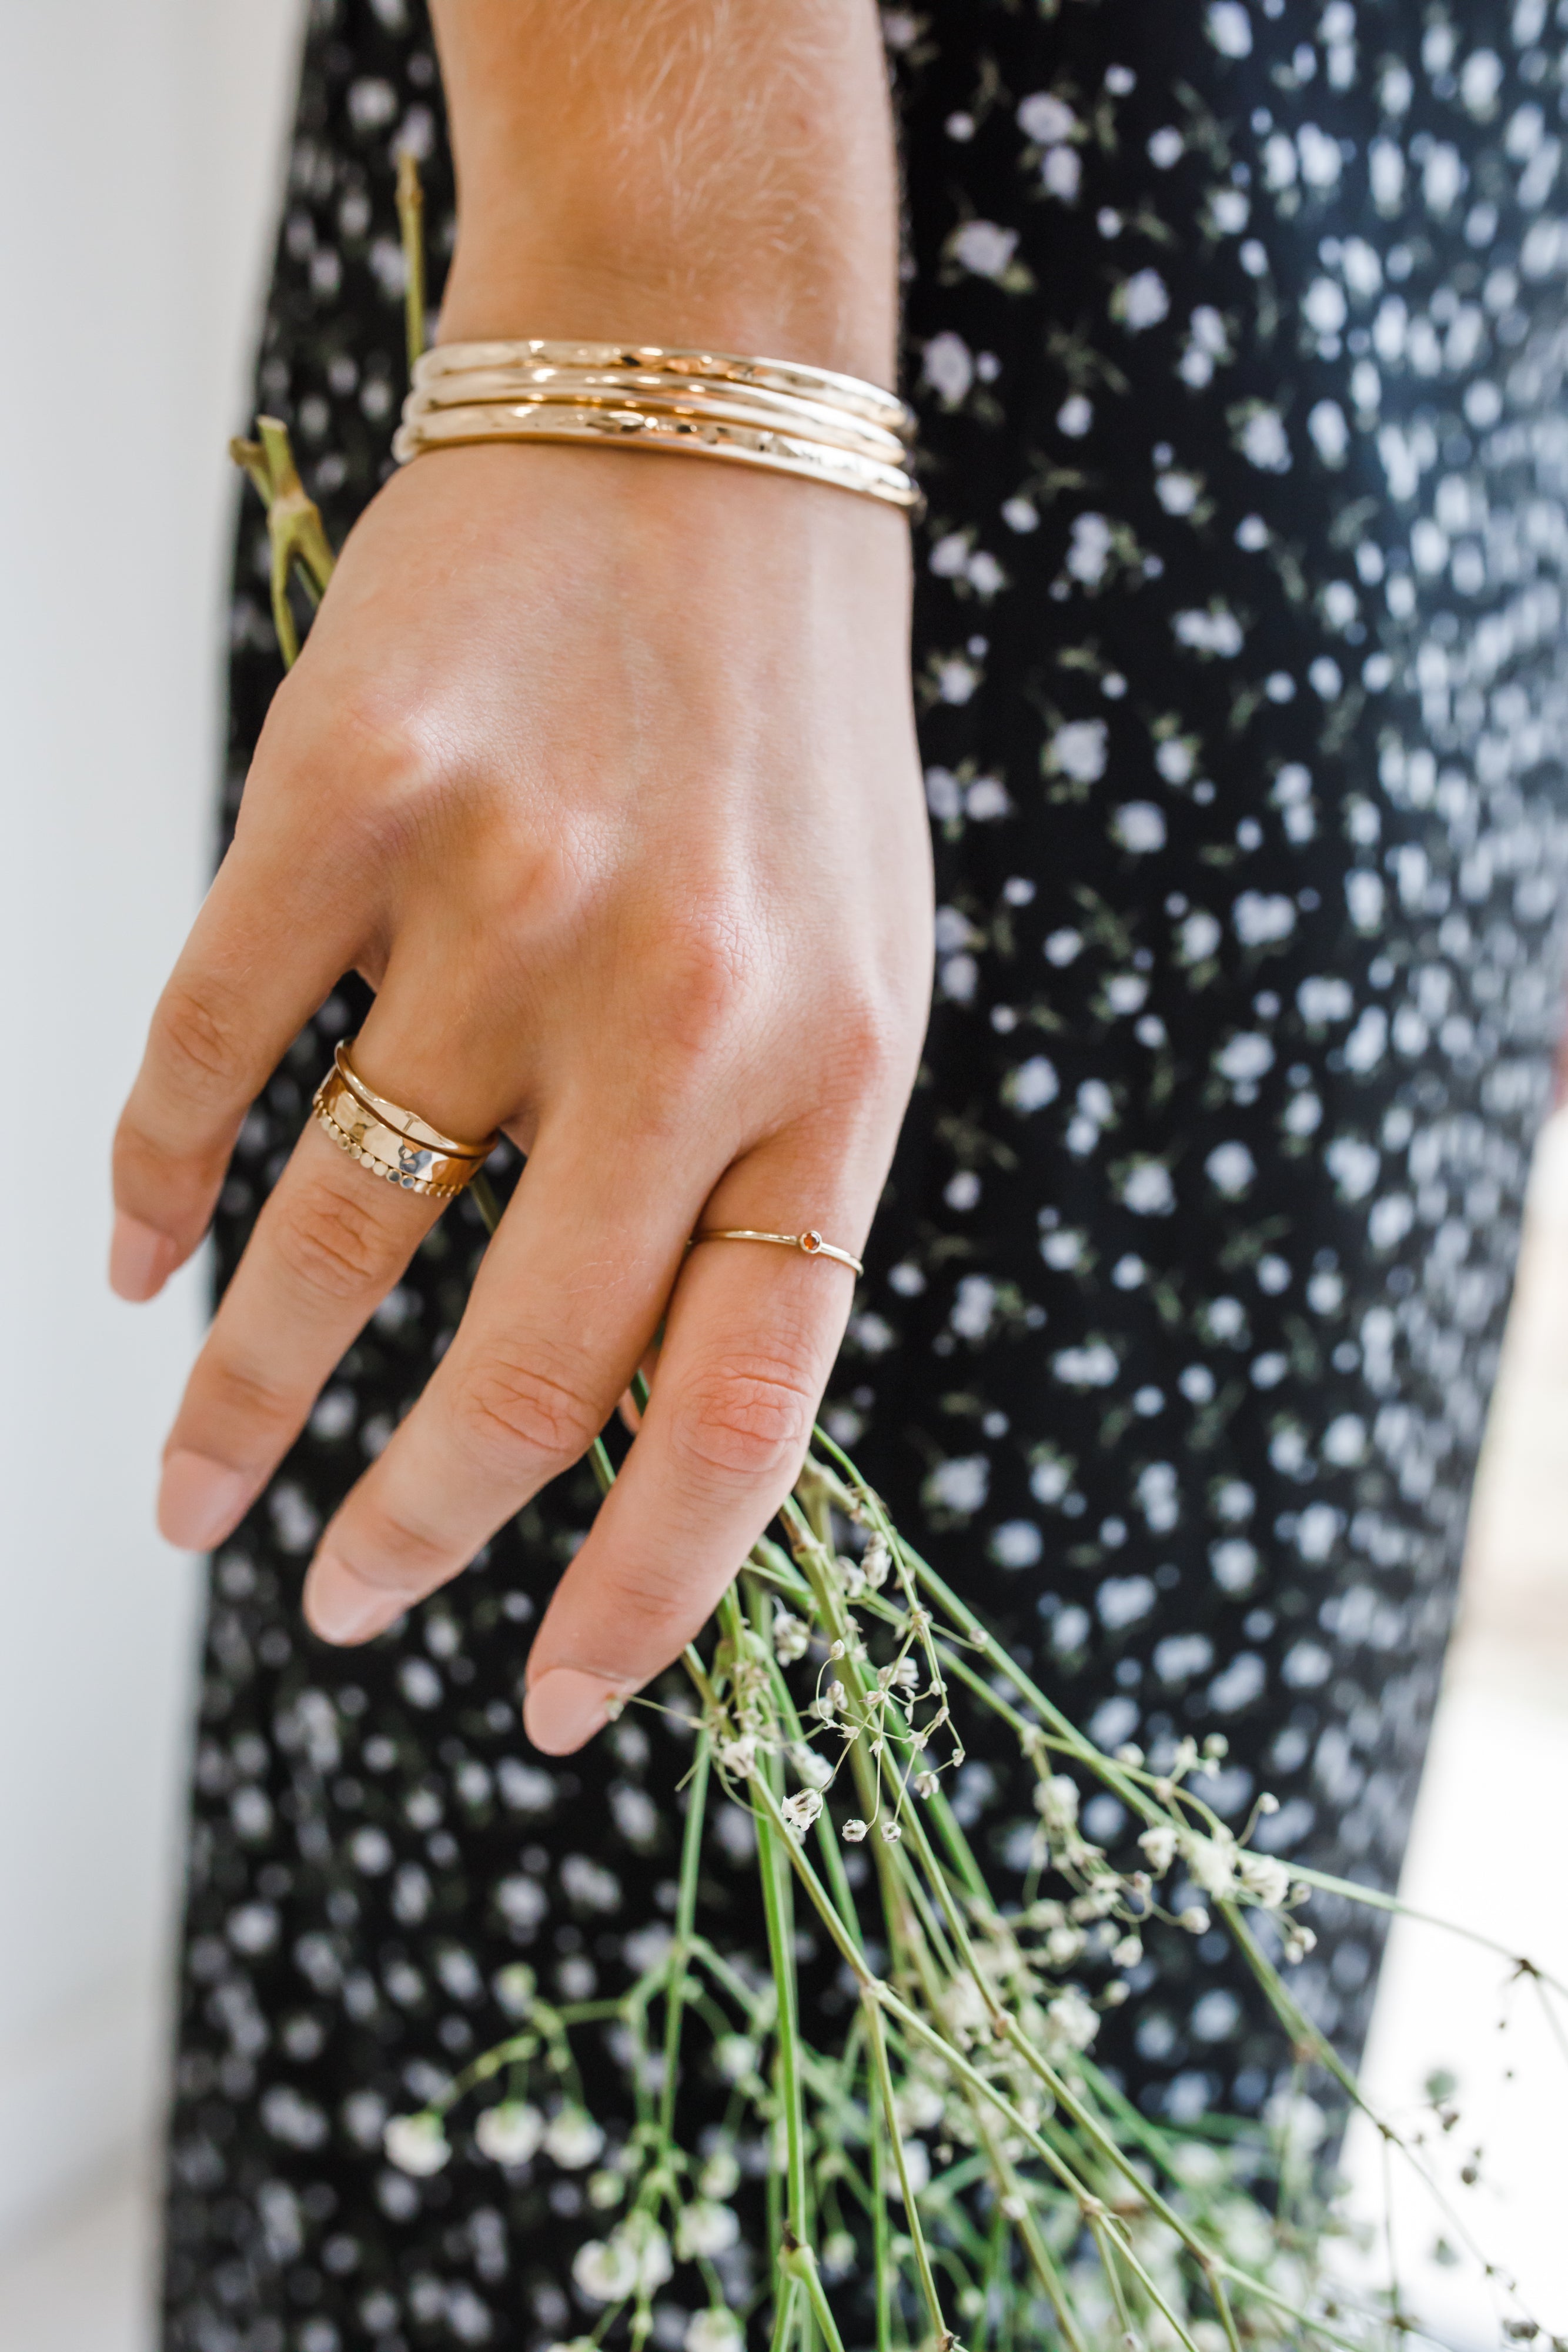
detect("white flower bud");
top-left (715, 2034), bottom-right (758, 2083)
top-left (772, 1611), bottom-right (811, 1665)
top-left (1182, 1829), bottom-right (1239, 1899)
top-left (383, 2113), bottom-right (450, 2176)
top-left (474, 2100), bottom-right (544, 2166)
top-left (544, 2106), bottom-right (604, 2169)
top-left (687, 2312), bottom-right (745, 2352)
top-left (1238, 1850), bottom-right (1291, 1908)
top-left (842, 1818), bottom-right (869, 1842)
top-left (699, 2146), bottom-right (740, 2200)
top-left (676, 2199), bottom-right (741, 2260)
top-left (1137, 1825), bottom-right (1178, 1875)
top-left (881, 1820), bottom-right (903, 1843)
top-left (781, 1788), bottom-right (824, 1836)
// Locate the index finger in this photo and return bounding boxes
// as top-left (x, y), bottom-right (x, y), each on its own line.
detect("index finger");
top-left (111, 824), bottom-right (363, 1299)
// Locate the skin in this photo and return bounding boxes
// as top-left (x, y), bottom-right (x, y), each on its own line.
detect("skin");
top-left (110, 0), bottom-right (931, 1757)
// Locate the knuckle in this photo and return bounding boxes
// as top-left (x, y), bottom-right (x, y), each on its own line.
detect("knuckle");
top-left (263, 677), bottom-right (447, 867)
top-left (584, 1560), bottom-right (694, 1656)
top-left (335, 1500), bottom-right (450, 1593)
top-left (152, 975), bottom-right (250, 1101)
top-left (273, 1176), bottom-right (397, 1304)
top-left (815, 983), bottom-right (913, 1112)
top-left (112, 1112), bottom-right (215, 1215)
top-left (193, 1354), bottom-right (299, 1446)
top-left (450, 1345), bottom-right (602, 1474)
top-left (670, 1351), bottom-right (817, 1488)
top-left (653, 901), bottom-right (759, 1062)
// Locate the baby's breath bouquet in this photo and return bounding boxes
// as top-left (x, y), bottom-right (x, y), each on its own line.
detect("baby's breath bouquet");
top-left (228, 166), bottom-right (1568, 2352)
top-left (370, 1424), bottom-right (1562, 2352)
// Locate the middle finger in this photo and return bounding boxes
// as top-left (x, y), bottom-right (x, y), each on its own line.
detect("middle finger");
top-left (297, 1102), bottom-right (716, 1643)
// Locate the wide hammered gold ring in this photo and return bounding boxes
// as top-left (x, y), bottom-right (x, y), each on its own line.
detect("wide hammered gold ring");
top-left (690, 1228), bottom-right (864, 1277)
top-left (312, 1041), bottom-right (498, 1200)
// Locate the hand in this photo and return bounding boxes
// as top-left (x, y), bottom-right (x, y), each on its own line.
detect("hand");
top-left (111, 443), bottom-right (930, 1751)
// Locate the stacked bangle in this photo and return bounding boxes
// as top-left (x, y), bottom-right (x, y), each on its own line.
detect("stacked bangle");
top-left (394, 339), bottom-right (919, 510)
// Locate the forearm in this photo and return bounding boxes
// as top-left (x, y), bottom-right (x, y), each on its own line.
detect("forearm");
top-left (429, 0), bottom-right (899, 382)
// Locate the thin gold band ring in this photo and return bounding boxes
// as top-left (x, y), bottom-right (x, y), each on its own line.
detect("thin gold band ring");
top-left (690, 1228), bottom-right (864, 1277)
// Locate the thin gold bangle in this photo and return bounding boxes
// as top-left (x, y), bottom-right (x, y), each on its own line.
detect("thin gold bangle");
top-left (414, 339), bottom-right (912, 438)
top-left (404, 373), bottom-right (910, 465)
top-left (393, 401), bottom-right (918, 509)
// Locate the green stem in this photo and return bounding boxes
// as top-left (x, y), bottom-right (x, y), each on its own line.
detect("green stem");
top-left (470, 1168), bottom-right (503, 1235)
top-left (396, 146), bottom-right (427, 377)
top-left (862, 1990), bottom-right (952, 2350)
top-left (732, 1585), bottom-right (814, 2340)
top-left (1207, 2266), bottom-right (1245, 2352)
top-left (867, 2069), bottom-right (894, 2352)
top-left (1085, 2209), bottom-right (1136, 2337)
top-left (781, 2238), bottom-right (850, 2352)
top-left (1099, 2211), bottom-right (1203, 2352)
top-left (767, 2280), bottom-right (801, 2352)
top-left (1287, 1863), bottom-right (1568, 2003)
top-left (658, 1733), bottom-right (711, 2149)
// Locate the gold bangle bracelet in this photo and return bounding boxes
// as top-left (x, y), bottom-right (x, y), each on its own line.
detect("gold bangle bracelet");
top-left (396, 339), bottom-right (919, 511)
top-left (414, 339), bottom-right (912, 439)
top-left (394, 400), bottom-right (919, 510)
top-left (404, 373), bottom-right (910, 466)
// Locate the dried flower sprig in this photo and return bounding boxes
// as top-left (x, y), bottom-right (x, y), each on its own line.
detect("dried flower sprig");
top-left (365, 1418), bottom-right (1564, 2352)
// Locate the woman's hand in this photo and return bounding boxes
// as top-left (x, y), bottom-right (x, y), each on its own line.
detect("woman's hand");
top-left (110, 440), bottom-right (930, 1752)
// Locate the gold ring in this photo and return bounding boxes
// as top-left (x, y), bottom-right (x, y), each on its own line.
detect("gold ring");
top-left (691, 1228), bottom-right (864, 1277)
top-left (312, 1040), bottom-right (497, 1200)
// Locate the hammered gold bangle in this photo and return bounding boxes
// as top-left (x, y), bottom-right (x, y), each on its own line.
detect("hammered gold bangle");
top-left (394, 339), bottom-right (918, 512)
top-left (414, 339), bottom-right (911, 435)
top-left (406, 379), bottom-right (909, 466)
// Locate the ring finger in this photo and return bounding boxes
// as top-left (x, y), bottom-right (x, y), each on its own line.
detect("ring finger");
top-left (155, 1091), bottom-right (455, 1552)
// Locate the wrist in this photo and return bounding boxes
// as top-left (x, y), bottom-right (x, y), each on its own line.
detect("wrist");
top-left (429, 0), bottom-right (899, 386)
top-left (437, 230), bottom-right (897, 389)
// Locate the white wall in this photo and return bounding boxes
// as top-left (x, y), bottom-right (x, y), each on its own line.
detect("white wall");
top-left (0, 0), bottom-right (302, 2250)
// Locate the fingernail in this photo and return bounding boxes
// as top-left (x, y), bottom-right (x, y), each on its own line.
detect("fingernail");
top-left (158, 1449), bottom-right (254, 1551)
top-left (524, 1668), bottom-right (621, 1756)
top-left (303, 1549), bottom-right (406, 1646)
top-left (110, 1212), bottom-right (179, 1302)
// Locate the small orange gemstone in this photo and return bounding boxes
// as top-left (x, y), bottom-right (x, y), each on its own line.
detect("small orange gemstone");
top-left (801, 1230), bottom-right (823, 1254)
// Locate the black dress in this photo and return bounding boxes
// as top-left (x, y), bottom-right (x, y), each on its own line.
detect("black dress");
top-left (163, 4), bottom-right (1568, 2345)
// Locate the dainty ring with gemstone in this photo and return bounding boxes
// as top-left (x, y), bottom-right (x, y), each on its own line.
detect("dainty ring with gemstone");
top-left (311, 1040), bottom-right (497, 1200)
top-left (690, 1228), bottom-right (864, 1277)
